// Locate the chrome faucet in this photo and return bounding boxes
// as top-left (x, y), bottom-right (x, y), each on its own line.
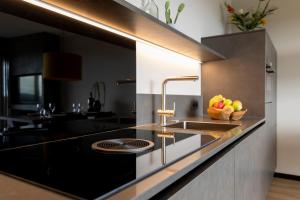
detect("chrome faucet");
top-left (157, 76), bottom-right (199, 126)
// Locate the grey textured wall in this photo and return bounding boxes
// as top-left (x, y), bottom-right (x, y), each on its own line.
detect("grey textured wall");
top-left (202, 30), bottom-right (266, 117)
top-left (136, 94), bottom-right (203, 125)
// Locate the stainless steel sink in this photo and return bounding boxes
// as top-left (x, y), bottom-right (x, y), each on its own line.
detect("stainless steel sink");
top-left (166, 121), bottom-right (239, 131)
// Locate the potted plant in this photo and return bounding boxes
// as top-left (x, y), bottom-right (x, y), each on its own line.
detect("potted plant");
top-left (225, 0), bottom-right (278, 32)
top-left (165, 0), bottom-right (185, 26)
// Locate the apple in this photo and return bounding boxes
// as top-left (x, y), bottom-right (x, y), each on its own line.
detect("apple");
top-left (232, 100), bottom-right (243, 111)
top-left (213, 101), bottom-right (225, 109)
top-left (224, 99), bottom-right (233, 106)
top-left (209, 95), bottom-right (224, 107)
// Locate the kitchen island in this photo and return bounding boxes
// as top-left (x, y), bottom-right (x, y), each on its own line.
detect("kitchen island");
top-left (0, 116), bottom-right (274, 200)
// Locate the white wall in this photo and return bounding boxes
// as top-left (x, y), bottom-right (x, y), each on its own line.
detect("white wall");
top-left (126, 0), bottom-right (230, 41)
top-left (125, 0), bottom-right (231, 95)
top-left (232, 0), bottom-right (300, 176)
top-left (136, 42), bottom-right (201, 95)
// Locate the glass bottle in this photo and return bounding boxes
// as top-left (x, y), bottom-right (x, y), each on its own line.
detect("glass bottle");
top-left (144, 0), bottom-right (159, 19)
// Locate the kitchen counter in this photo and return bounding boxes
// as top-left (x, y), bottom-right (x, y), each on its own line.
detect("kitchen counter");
top-left (108, 116), bottom-right (265, 200)
top-left (0, 116), bottom-right (264, 199)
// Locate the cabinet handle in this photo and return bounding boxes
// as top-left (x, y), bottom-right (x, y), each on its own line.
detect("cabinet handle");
top-left (266, 65), bottom-right (275, 73)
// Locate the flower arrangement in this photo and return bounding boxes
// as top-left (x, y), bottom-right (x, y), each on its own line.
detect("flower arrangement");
top-left (225, 0), bottom-right (278, 31)
top-left (165, 0), bottom-right (185, 25)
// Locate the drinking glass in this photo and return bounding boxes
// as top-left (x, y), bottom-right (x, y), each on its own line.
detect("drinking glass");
top-left (77, 103), bottom-right (81, 113)
top-left (72, 103), bottom-right (76, 113)
top-left (40, 108), bottom-right (46, 118)
top-left (49, 103), bottom-right (56, 116)
top-left (36, 104), bottom-right (41, 113)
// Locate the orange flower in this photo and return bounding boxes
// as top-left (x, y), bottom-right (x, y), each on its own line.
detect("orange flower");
top-left (226, 4), bottom-right (235, 13)
top-left (260, 18), bottom-right (267, 26)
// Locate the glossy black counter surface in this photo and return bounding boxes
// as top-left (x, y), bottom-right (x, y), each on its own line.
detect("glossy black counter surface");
top-left (0, 128), bottom-right (218, 199)
top-left (0, 119), bottom-right (129, 151)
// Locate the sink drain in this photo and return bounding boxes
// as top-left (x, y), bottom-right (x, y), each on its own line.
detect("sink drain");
top-left (91, 138), bottom-right (154, 153)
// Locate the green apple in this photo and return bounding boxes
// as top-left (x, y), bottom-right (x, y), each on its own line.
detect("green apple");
top-left (224, 99), bottom-right (232, 106)
top-left (232, 100), bottom-right (243, 111)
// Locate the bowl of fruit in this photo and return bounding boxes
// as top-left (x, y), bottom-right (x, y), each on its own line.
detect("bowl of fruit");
top-left (207, 95), bottom-right (247, 121)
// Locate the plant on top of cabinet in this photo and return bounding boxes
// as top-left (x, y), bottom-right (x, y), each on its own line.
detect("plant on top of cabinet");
top-left (165, 0), bottom-right (185, 25)
top-left (224, 0), bottom-right (278, 31)
top-left (143, 0), bottom-right (159, 19)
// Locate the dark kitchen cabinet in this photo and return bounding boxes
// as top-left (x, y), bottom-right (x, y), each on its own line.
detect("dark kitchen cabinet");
top-left (8, 33), bottom-right (60, 112)
top-left (9, 32), bottom-right (59, 76)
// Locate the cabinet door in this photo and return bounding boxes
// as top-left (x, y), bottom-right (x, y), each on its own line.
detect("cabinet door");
top-left (168, 150), bottom-right (234, 200)
top-left (265, 103), bottom-right (277, 191)
top-left (235, 130), bottom-right (260, 200)
top-left (235, 124), bottom-right (275, 200)
top-left (9, 33), bottom-right (59, 76)
top-left (256, 124), bottom-right (269, 200)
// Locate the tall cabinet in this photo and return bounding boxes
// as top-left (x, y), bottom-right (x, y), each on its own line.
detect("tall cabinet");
top-left (8, 33), bottom-right (60, 113)
top-left (162, 30), bottom-right (277, 200)
top-left (159, 30), bottom-right (277, 200)
top-left (202, 30), bottom-right (277, 199)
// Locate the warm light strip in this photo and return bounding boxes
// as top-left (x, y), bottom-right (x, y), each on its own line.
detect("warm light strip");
top-left (22, 0), bottom-right (201, 64)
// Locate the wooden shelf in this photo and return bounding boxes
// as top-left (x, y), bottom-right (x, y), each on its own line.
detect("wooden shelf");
top-left (0, 0), bottom-right (225, 62)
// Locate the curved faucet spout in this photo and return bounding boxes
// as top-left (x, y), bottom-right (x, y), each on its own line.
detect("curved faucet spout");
top-left (162, 76), bottom-right (199, 86)
top-left (158, 75), bottom-right (199, 126)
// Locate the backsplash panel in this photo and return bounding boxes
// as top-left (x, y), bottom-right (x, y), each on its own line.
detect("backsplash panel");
top-left (136, 94), bottom-right (203, 125)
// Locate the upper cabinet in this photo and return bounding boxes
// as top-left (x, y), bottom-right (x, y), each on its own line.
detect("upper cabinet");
top-left (0, 0), bottom-right (225, 62)
top-left (9, 33), bottom-right (59, 76)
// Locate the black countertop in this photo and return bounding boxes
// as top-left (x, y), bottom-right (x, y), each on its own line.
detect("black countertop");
top-left (0, 119), bottom-right (129, 151)
top-left (0, 117), bottom-right (265, 200)
top-left (0, 128), bottom-right (218, 199)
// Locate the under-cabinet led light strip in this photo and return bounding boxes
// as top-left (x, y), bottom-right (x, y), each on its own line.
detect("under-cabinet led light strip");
top-left (22, 0), bottom-right (201, 64)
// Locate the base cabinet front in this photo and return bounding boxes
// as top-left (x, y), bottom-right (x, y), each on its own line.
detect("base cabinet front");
top-left (165, 123), bottom-right (276, 200)
top-left (168, 150), bottom-right (235, 200)
top-left (235, 124), bottom-right (267, 200)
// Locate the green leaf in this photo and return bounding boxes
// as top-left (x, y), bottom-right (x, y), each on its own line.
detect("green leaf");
top-left (178, 3), bottom-right (185, 13)
top-left (174, 3), bottom-right (185, 23)
top-left (165, 8), bottom-right (172, 24)
top-left (262, 0), bottom-right (271, 15)
top-left (165, 0), bottom-right (170, 10)
top-left (242, 12), bottom-right (250, 17)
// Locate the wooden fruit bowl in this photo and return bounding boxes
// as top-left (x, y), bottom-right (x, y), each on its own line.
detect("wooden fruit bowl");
top-left (208, 107), bottom-right (247, 121)
top-left (207, 107), bottom-right (232, 120)
top-left (230, 109), bottom-right (247, 121)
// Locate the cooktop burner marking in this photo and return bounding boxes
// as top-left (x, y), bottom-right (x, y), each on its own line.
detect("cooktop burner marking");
top-left (91, 138), bottom-right (154, 153)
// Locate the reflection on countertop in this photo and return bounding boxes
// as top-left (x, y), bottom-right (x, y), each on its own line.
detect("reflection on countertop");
top-left (0, 114), bottom-right (135, 151)
top-left (0, 127), bottom-right (218, 200)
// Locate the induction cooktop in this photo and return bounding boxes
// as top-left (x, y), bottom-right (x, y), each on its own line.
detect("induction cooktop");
top-left (0, 128), bottom-right (219, 200)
